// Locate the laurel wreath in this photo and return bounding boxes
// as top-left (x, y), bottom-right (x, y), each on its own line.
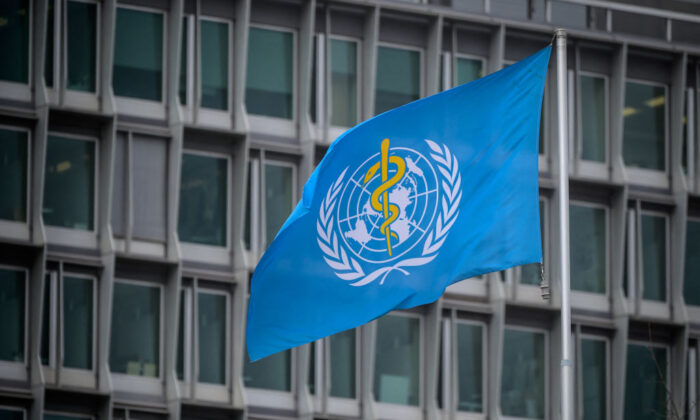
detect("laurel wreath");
top-left (316, 139), bottom-right (462, 287)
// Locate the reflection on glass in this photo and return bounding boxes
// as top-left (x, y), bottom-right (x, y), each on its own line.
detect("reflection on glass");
top-left (0, 128), bottom-right (27, 222)
top-left (178, 153), bottom-right (228, 246)
top-left (113, 8), bottom-right (163, 101)
top-left (501, 328), bottom-right (545, 419)
top-left (580, 75), bottom-right (606, 162)
top-left (246, 27), bottom-right (294, 119)
top-left (457, 323), bottom-right (483, 412)
top-left (625, 344), bottom-right (667, 420)
top-left (198, 292), bottom-right (226, 384)
top-left (375, 46), bottom-right (421, 115)
top-left (67, 1), bottom-right (97, 92)
top-left (623, 82), bottom-right (666, 171)
top-left (521, 201), bottom-right (544, 285)
top-left (109, 282), bottom-right (160, 377)
top-left (0, 268), bottom-right (25, 363)
top-left (201, 20), bottom-right (229, 110)
top-left (63, 276), bottom-right (93, 369)
top-left (581, 338), bottom-right (606, 420)
top-left (265, 163), bottom-right (293, 248)
top-left (641, 214), bottom-right (666, 301)
top-left (331, 39), bottom-right (358, 127)
top-left (684, 220), bottom-right (700, 306)
top-left (374, 314), bottom-right (420, 406)
top-left (0, 0), bottom-right (29, 83)
top-left (455, 57), bottom-right (483, 86)
top-left (570, 205), bottom-right (606, 294)
top-left (330, 329), bottom-right (356, 398)
top-left (43, 135), bottom-right (95, 230)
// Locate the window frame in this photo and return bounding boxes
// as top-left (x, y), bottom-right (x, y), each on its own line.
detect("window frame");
top-left (453, 317), bottom-right (487, 419)
top-left (0, 0), bottom-right (33, 101)
top-left (374, 42), bottom-right (425, 118)
top-left (44, 132), bottom-right (99, 247)
top-left (576, 333), bottom-right (611, 420)
top-left (62, 0), bottom-right (101, 109)
top-left (59, 272), bottom-right (98, 387)
top-left (326, 328), bottom-right (362, 417)
top-left (260, 158), bottom-right (298, 252)
top-left (638, 209), bottom-right (671, 316)
top-left (327, 34), bottom-right (362, 138)
top-left (193, 287), bottom-right (231, 401)
top-left (0, 265), bottom-right (29, 381)
top-left (197, 15), bottom-right (234, 127)
top-left (177, 286), bottom-right (193, 389)
top-left (452, 53), bottom-right (486, 88)
top-left (576, 71), bottom-right (610, 176)
top-left (0, 124), bottom-right (31, 240)
top-left (0, 406), bottom-right (26, 420)
top-left (109, 278), bottom-right (165, 395)
top-left (42, 271), bottom-right (58, 371)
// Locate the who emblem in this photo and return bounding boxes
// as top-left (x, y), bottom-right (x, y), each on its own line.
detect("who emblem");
top-left (317, 139), bottom-right (462, 287)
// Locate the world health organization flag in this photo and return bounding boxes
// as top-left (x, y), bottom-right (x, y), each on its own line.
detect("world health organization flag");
top-left (247, 46), bottom-right (551, 361)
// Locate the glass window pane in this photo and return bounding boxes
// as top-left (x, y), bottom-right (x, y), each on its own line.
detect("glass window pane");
top-left (200, 20), bottom-right (229, 110)
top-left (455, 57), bottom-right (483, 86)
top-left (41, 274), bottom-right (50, 365)
top-left (178, 153), bottom-right (228, 246)
top-left (375, 46), bottom-right (421, 115)
top-left (374, 314), bottom-right (421, 406)
top-left (176, 290), bottom-right (185, 380)
top-left (66, 1), bottom-right (97, 92)
top-left (198, 292), bottom-right (226, 384)
top-left (0, 0), bottom-right (29, 83)
top-left (109, 282), bottom-right (160, 377)
top-left (0, 408), bottom-right (24, 420)
top-left (330, 38), bottom-right (358, 127)
top-left (43, 135), bottom-right (95, 230)
top-left (457, 323), bottom-right (483, 412)
top-left (45, 415), bottom-right (84, 420)
top-left (330, 329), bottom-right (356, 399)
top-left (684, 220), bottom-right (700, 306)
top-left (642, 214), bottom-right (666, 301)
top-left (521, 201), bottom-right (544, 285)
top-left (0, 127), bottom-right (28, 222)
top-left (570, 205), bottom-right (606, 294)
top-left (581, 339), bottom-right (607, 420)
top-left (45, 0), bottom-right (55, 87)
top-left (246, 27), bottom-right (294, 119)
top-left (179, 17), bottom-right (188, 105)
top-left (265, 163), bottom-right (293, 247)
top-left (243, 348), bottom-right (292, 391)
top-left (113, 8), bottom-right (163, 101)
top-left (623, 82), bottom-right (666, 171)
top-left (501, 328), bottom-right (545, 418)
top-left (490, 0), bottom-right (528, 20)
top-left (63, 276), bottom-right (93, 369)
top-left (580, 75), bottom-right (606, 162)
top-left (0, 268), bottom-right (25, 363)
top-left (625, 344), bottom-right (667, 420)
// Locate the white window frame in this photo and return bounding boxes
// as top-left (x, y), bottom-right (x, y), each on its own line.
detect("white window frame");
top-left (196, 16), bottom-right (234, 128)
top-left (513, 197), bottom-right (548, 302)
top-left (502, 325), bottom-right (549, 420)
top-left (110, 278), bottom-right (164, 395)
top-left (0, 124), bottom-right (31, 241)
top-left (626, 340), bottom-right (671, 417)
top-left (577, 334), bottom-right (611, 420)
top-left (452, 53), bottom-right (486, 88)
top-left (0, 0), bottom-right (32, 102)
top-left (569, 200), bottom-right (610, 312)
top-left (374, 311), bottom-right (424, 420)
top-left (113, 4), bottom-right (168, 120)
top-left (623, 79), bottom-right (670, 189)
top-left (63, 0), bottom-right (101, 110)
top-left (576, 72), bottom-right (610, 178)
top-left (453, 318), bottom-right (487, 420)
top-left (44, 132), bottom-right (99, 248)
top-left (178, 149), bottom-right (232, 264)
top-left (247, 24), bottom-right (298, 136)
top-left (375, 42), bottom-right (425, 118)
top-left (0, 265), bottom-right (29, 382)
top-left (638, 210), bottom-right (671, 318)
top-left (326, 328), bottom-right (362, 417)
top-left (328, 35), bottom-right (362, 141)
top-left (193, 287), bottom-right (231, 402)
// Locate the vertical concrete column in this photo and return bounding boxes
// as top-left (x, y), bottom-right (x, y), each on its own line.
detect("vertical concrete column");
top-left (362, 7), bottom-right (379, 121)
top-left (609, 43), bottom-right (627, 185)
top-left (487, 24), bottom-right (504, 75)
top-left (425, 15), bottom-right (442, 97)
top-left (423, 300), bottom-right (442, 419)
top-left (233, 0), bottom-right (251, 133)
top-left (486, 272), bottom-right (505, 419)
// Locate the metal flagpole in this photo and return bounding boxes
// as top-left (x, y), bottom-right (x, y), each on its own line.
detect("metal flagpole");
top-left (554, 28), bottom-right (573, 420)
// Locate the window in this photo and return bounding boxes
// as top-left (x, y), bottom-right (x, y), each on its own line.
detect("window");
top-left (243, 347), bottom-right (292, 391)
top-left (200, 19), bottom-right (230, 110)
top-left (641, 214), bottom-right (667, 301)
top-left (0, 407), bottom-right (24, 420)
top-left (197, 291), bottom-right (227, 384)
top-left (66, 1), bottom-right (97, 92)
top-left (176, 289), bottom-right (187, 381)
top-left (0, 127), bottom-right (28, 223)
top-left (580, 338), bottom-right (607, 420)
top-left (41, 274), bottom-right (52, 365)
top-left (110, 282), bottom-right (161, 378)
top-left (501, 328), bottom-right (545, 419)
top-left (623, 81), bottom-right (667, 171)
top-left (43, 135), bottom-right (96, 231)
top-left (45, 413), bottom-right (91, 420)
top-left (374, 314), bottom-right (421, 406)
top-left (375, 46), bottom-right (421, 115)
top-left (625, 343), bottom-right (668, 420)
top-left (264, 163), bottom-right (294, 248)
top-left (179, 16), bottom-right (189, 106)
top-left (329, 329), bottom-right (356, 399)
top-left (178, 153), bottom-right (228, 247)
top-left (246, 27), bottom-right (294, 119)
top-left (521, 200), bottom-right (545, 285)
top-left (456, 322), bottom-right (484, 413)
top-left (570, 204), bottom-right (606, 294)
top-left (0, 267), bottom-right (26, 364)
top-left (580, 75), bottom-right (607, 162)
top-left (684, 219), bottom-right (700, 306)
top-left (63, 275), bottom-right (94, 369)
top-left (0, 0), bottom-right (30, 84)
top-left (113, 8), bottom-right (164, 101)
top-left (330, 38), bottom-right (359, 128)
top-left (45, 0), bottom-right (56, 88)
top-left (455, 57), bottom-right (483, 86)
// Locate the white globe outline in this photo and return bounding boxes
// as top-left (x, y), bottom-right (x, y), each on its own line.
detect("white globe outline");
top-left (335, 146), bottom-right (439, 264)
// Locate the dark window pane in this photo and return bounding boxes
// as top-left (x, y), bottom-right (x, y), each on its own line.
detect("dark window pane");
top-left (179, 17), bottom-right (188, 105)
top-left (331, 39), bottom-right (358, 127)
top-left (43, 135), bottom-right (95, 230)
top-left (684, 220), bottom-right (700, 306)
top-left (0, 408), bottom-right (24, 420)
top-left (570, 205), bottom-right (606, 294)
top-left (41, 274), bottom-right (50, 365)
top-left (244, 163), bottom-right (251, 250)
top-left (455, 57), bottom-right (483, 86)
top-left (375, 46), bottom-right (421, 115)
top-left (641, 214), bottom-right (666, 301)
top-left (551, 1), bottom-right (587, 29)
top-left (457, 323), bottom-right (483, 412)
top-left (673, 20), bottom-right (700, 45)
top-left (581, 339), bottom-right (606, 420)
top-left (45, 414), bottom-right (85, 420)
top-left (613, 11), bottom-right (666, 40)
top-left (310, 38), bottom-right (316, 124)
top-left (374, 315), bottom-right (421, 406)
top-left (200, 20), bottom-right (229, 110)
top-left (625, 344), bottom-right (668, 420)
top-left (623, 82), bottom-right (666, 171)
top-left (0, 0), bottom-right (29, 83)
top-left (198, 292), bottom-right (226, 384)
top-left (264, 163), bottom-right (293, 248)
top-left (113, 8), bottom-right (163, 101)
top-left (0, 127), bottom-right (27, 222)
top-left (501, 328), bottom-right (545, 418)
top-left (580, 75), bottom-right (606, 162)
top-left (178, 153), bottom-right (228, 246)
top-left (243, 347), bottom-right (292, 391)
top-left (330, 329), bottom-right (356, 398)
top-left (0, 268), bottom-right (25, 363)
top-left (45, 0), bottom-right (55, 87)
top-left (490, 0), bottom-right (528, 20)
top-left (176, 290), bottom-right (185, 380)
top-left (246, 27), bottom-right (294, 119)
top-left (66, 1), bottom-right (97, 92)
top-left (521, 201), bottom-right (544, 285)
top-left (63, 276), bottom-right (93, 369)
top-left (109, 282), bottom-right (160, 377)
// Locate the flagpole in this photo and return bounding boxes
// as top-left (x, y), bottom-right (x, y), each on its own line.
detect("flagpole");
top-left (554, 28), bottom-right (573, 420)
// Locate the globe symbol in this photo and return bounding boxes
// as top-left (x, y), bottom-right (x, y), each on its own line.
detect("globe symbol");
top-left (336, 144), bottom-right (439, 264)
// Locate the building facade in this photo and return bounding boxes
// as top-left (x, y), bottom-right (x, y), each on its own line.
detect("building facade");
top-left (0, 0), bottom-right (699, 419)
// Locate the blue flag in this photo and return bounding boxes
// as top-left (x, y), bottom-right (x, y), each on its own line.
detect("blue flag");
top-left (247, 46), bottom-right (551, 361)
